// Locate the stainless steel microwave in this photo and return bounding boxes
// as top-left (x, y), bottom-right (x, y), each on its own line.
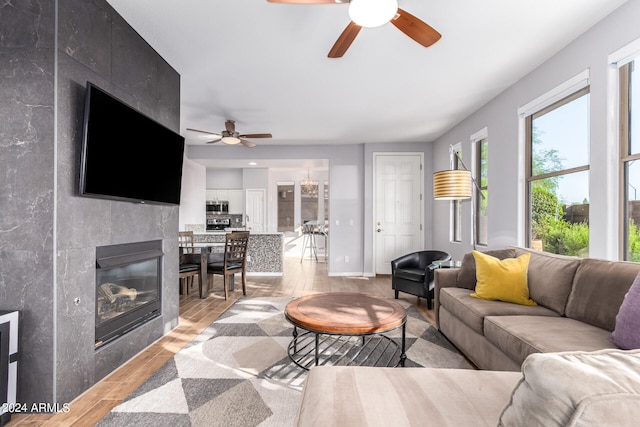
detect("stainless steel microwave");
top-left (206, 200), bottom-right (229, 214)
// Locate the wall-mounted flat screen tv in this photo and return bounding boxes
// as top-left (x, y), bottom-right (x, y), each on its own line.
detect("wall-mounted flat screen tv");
top-left (79, 82), bottom-right (185, 205)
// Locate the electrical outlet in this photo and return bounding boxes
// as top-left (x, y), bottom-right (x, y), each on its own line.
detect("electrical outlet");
top-left (345, 256), bottom-right (349, 263)
top-left (247, 255), bottom-right (251, 262)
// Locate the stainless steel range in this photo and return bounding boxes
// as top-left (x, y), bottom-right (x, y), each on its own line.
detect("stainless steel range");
top-left (207, 217), bottom-right (231, 231)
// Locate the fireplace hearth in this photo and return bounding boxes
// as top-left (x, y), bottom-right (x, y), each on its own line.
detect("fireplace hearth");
top-left (95, 240), bottom-right (163, 349)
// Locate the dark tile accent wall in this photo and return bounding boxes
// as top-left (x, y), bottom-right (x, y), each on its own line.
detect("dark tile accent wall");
top-left (0, 0), bottom-right (57, 405)
top-left (1, 0), bottom-right (181, 405)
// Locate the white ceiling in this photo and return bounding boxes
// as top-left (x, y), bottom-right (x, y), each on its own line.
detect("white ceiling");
top-left (106, 0), bottom-right (626, 152)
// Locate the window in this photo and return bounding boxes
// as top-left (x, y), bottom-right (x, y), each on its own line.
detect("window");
top-left (277, 183), bottom-right (295, 232)
top-left (475, 138), bottom-right (488, 246)
top-left (621, 59), bottom-right (640, 261)
top-left (451, 144), bottom-right (462, 243)
top-left (525, 87), bottom-right (590, 256)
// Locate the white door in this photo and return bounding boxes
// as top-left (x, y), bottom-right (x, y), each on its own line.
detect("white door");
top-left (246, 189), bottom-right (266, 232)
top-left (374, 153), bottom-right (424, 274)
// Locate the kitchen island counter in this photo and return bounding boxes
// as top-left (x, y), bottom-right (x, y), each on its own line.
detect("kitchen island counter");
top-left (192, 232), bottom-right (283, 275)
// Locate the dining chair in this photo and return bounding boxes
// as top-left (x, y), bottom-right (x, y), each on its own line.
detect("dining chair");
top-left (207, 231), bottom-right (250, 300)
top-left (178, 231), bottom-right (200, 295)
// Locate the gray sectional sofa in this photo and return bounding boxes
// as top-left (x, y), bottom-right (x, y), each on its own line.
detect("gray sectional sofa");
top-left (296, 349), bottom-right (640, 426)
top-left (434, 246), bottom-right (640, 371)
top-left (295, 247), bottom-right (640, 426)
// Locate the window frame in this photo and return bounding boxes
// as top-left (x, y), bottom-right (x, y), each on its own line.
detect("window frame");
top-left (473, 135), bottom-right (488, 247)
top-left (450, 143), bottom-right (463, 243)
top-left (524, 86), bottom-right (591, 250)
top-left (620, 61), bottom-right (640, 260)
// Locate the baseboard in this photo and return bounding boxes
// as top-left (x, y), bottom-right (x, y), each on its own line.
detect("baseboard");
top-left (246, 272), bottom-right (283, 277)
top-left (327, 271), bottom-right (365, 277)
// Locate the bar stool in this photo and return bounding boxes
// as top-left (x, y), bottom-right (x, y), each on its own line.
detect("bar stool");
top-left (300, 222), bottom-right (318, 262)
top-left (318, 224), bottom-right (328, 261)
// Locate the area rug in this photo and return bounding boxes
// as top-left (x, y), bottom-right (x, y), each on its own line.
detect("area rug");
top-left (97, 296), bottom-right (472, 427)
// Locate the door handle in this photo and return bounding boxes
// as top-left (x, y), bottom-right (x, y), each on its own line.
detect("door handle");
top-left (377, 228), bottom-right (383, 232)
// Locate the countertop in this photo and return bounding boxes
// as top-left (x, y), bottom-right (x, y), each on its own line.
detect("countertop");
top-left (189, 230), bottom-right (283, 274)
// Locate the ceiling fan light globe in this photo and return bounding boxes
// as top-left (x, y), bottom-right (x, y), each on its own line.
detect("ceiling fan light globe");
top-left (348, 0), bottom-right (398, 28)
top-left (221, 136), bottom-right (241, 145)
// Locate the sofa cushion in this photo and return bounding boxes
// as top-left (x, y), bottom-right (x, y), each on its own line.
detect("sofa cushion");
top-left (565, 258), bottom-right (640, 331)
top-left (440, 288), bottom-right (559, 335)
top-left (471, 251), bottom-right (537, 306)
top-left (499, 349), bottom-right (640, 427)
top-left (511, 247), bottom-right (581, 315)
top-left (485, 316), bottom-right (617, 365)
top-left (297, 366), bottom-right (522, 427)
top-left (457, 248), bottom-right (517, 290)
top-left (610, 271), bottom-right (640, 349)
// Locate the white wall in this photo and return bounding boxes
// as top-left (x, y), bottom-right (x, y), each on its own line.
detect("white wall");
top-left (430, 0), bottom-right (640, 261)
top-left (242, 167), bottom-right (269, 191)
top-left (206, 168), bottom-right (243, 189)
top-left (179, 156), bottom-right (206, 230)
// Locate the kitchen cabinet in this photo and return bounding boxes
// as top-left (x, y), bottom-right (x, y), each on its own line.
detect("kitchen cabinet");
top-left (216, 189), bottom-right (229, 201)
top-left (206, 189), bottom-right (229, 201)
top-left (228, 190), bottom-right (244, 214)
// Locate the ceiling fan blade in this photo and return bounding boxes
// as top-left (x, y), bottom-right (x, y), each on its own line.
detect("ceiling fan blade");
top-left (328, 21), bottom-right (362, 58)
top-left (186, 127), bottom-right (219, 135)
top-left (239, 133), bottom-right (272, 139)
top-left (240, 139), bottom-right (257, 148)
top-left (225, 120), bottom-right (236, 133)
top-left (206, 138), bottom-right (222, 144)
top-left (267, 0), bottom-right (346, 4)
top-left (391, 8), bottom-right (441, 48)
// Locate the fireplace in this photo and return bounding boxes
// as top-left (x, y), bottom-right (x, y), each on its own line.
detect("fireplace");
top-left (95, 240), bottom-right (163, 349)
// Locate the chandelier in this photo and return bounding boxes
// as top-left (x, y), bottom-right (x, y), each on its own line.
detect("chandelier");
top-left (301, 170), bottom-right (318, 197)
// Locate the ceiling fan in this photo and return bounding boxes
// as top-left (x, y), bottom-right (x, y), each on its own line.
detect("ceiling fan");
top-left (187, 120), bottom-right (272, 148)
top-left (267, 0), bottom-right (441, 58)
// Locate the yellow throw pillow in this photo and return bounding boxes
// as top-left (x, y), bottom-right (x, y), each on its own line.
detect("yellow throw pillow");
top-left (470, 250), bottom-right (537, 306)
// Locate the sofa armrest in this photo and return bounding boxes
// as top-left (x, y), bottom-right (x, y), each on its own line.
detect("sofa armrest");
top-left (434, 268), bottom-right (460, 329)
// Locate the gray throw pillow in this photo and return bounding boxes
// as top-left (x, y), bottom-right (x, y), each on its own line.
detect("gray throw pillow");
top-left (457, 248), bottom-right (517, 290)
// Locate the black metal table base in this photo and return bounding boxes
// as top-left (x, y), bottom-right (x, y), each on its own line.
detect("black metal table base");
top-left (288, 324), bottom-right (406, 370)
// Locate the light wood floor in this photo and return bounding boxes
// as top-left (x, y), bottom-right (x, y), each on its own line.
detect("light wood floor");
top-left (9, 257), bottom-right (434, 426)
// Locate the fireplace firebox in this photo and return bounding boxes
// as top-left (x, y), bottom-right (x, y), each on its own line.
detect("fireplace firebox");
top-left (95, 240), bottom-right (163, 349)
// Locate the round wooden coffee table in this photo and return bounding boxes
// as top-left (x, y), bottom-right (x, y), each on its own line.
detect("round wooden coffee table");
top-left (284, 292), bottom-right (407, 370)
